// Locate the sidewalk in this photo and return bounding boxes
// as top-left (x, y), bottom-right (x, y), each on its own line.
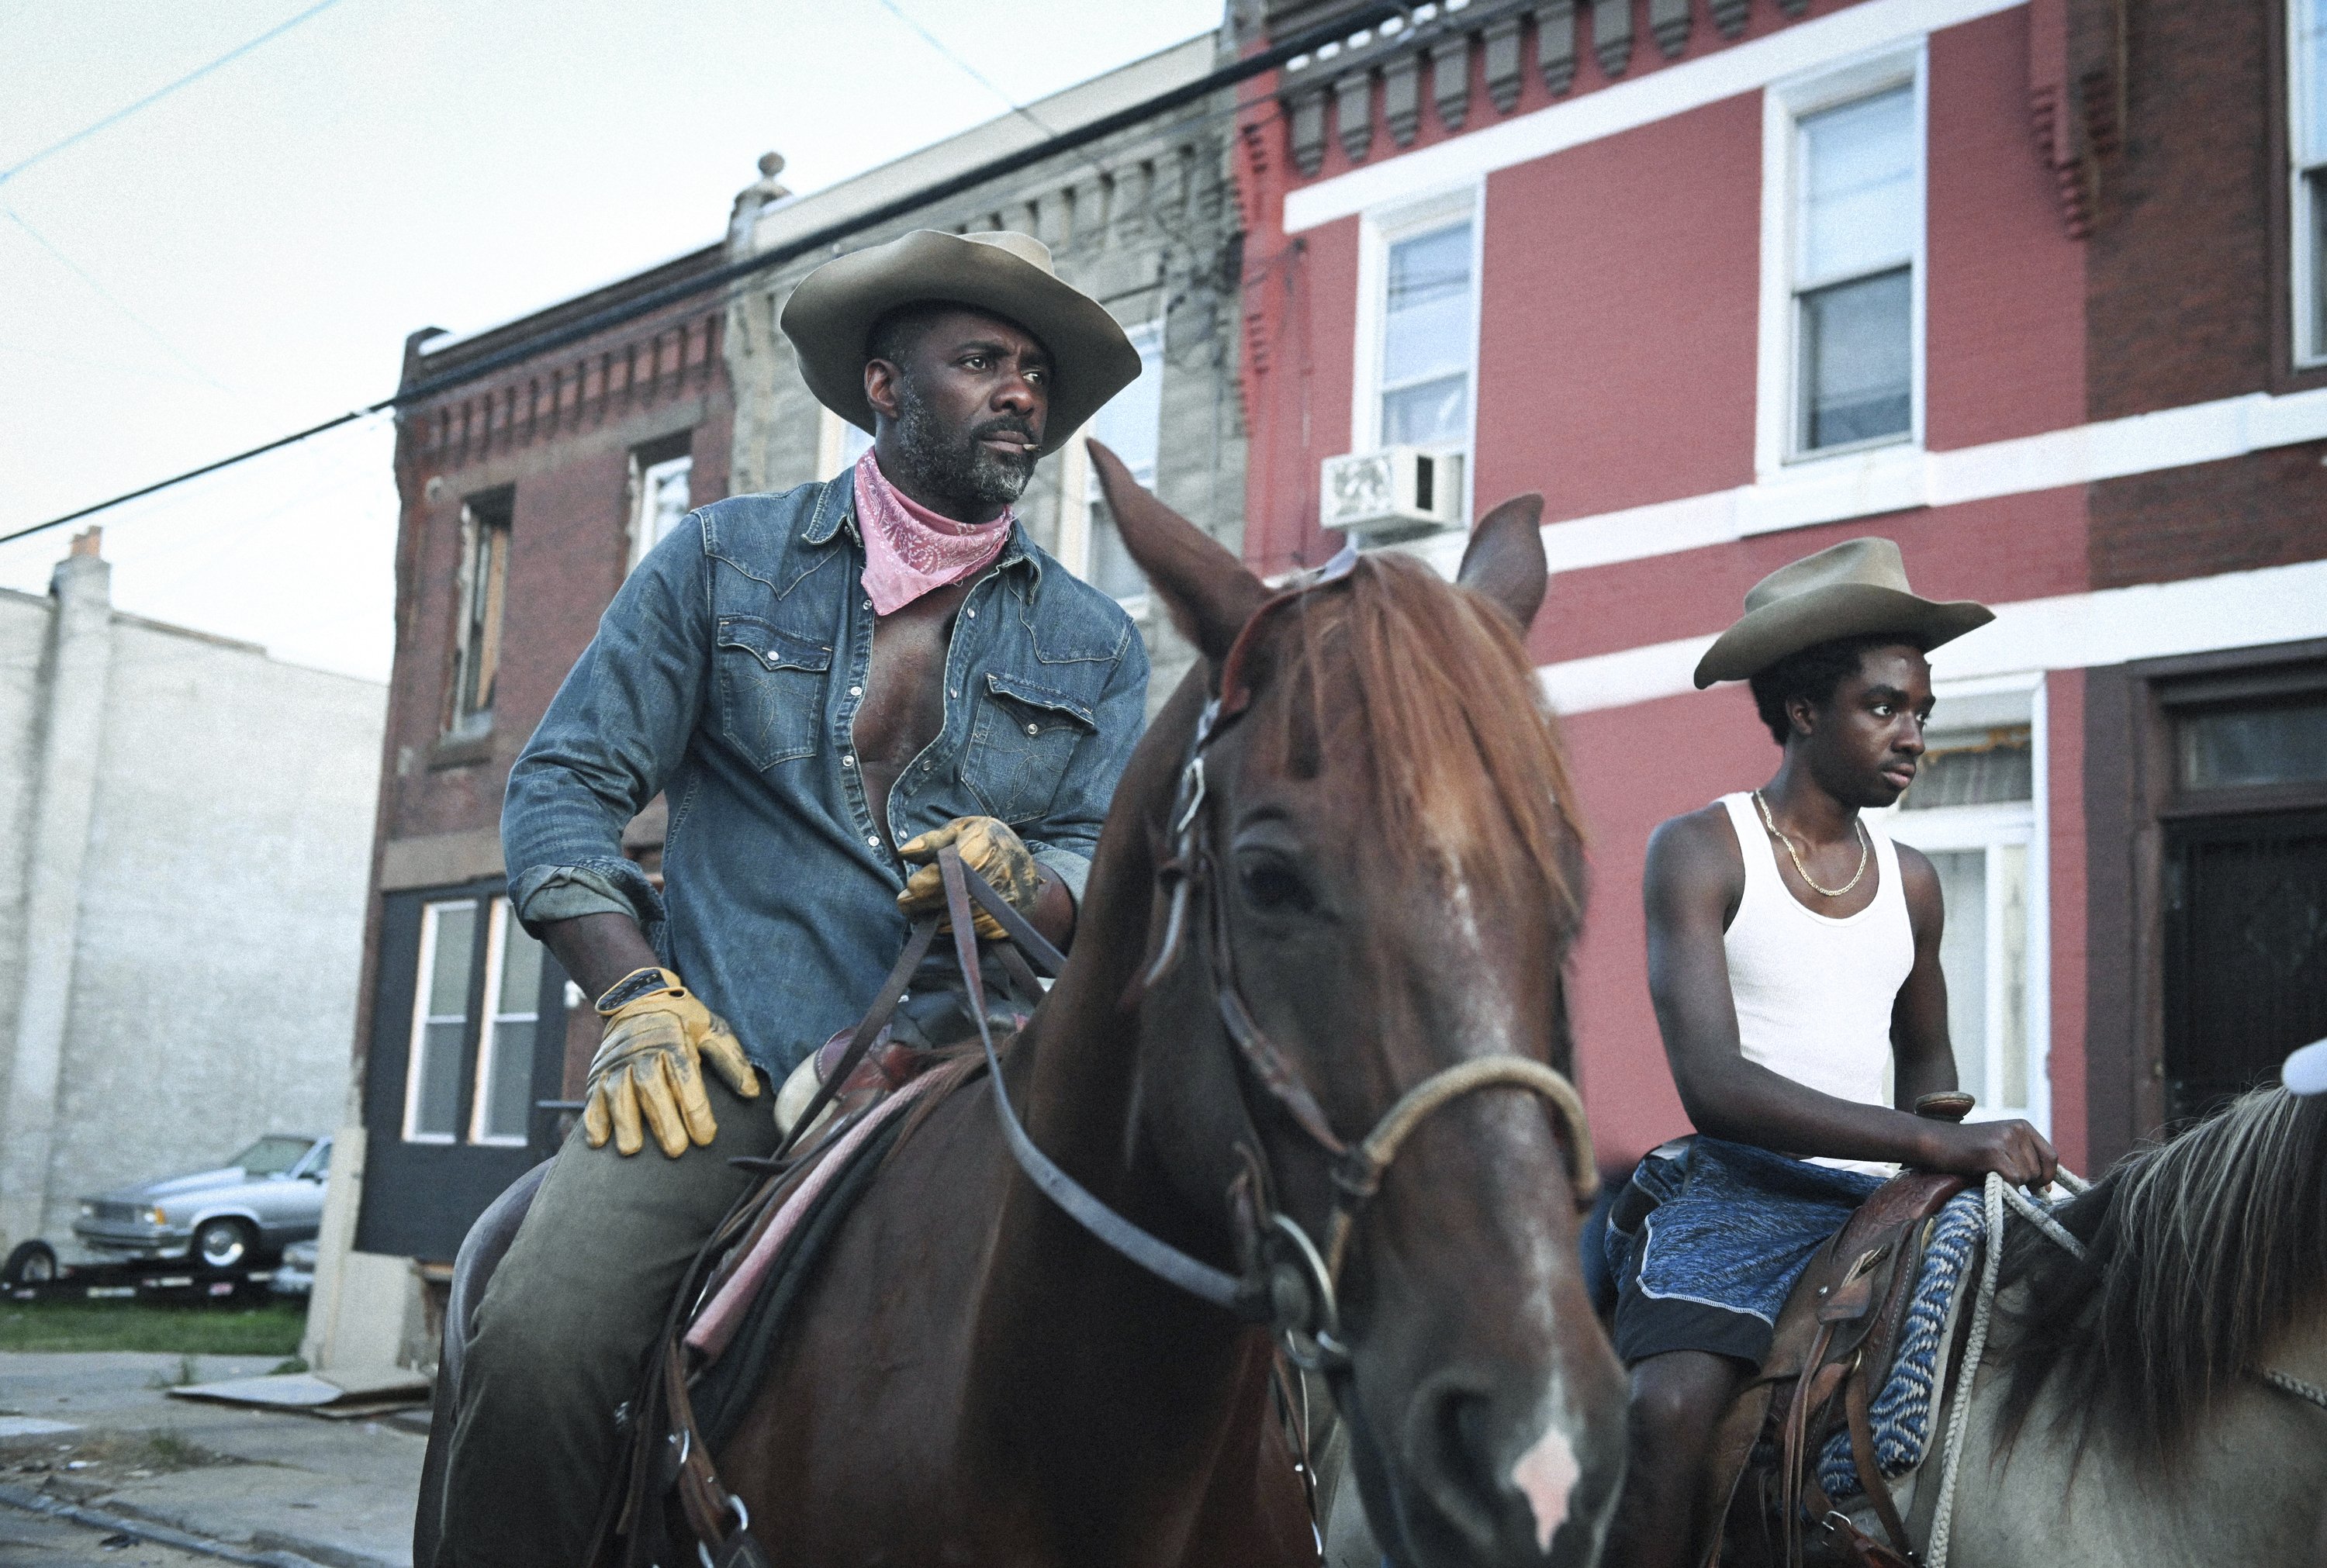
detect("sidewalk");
top-left (0, 1353), bottom-right (423, 1568)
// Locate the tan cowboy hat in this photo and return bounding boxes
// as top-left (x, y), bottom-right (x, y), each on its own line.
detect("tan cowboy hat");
top-left (779, 229), bottom-right (1141, 459)
top-left (1693, 537), bottom-right (1993, 688)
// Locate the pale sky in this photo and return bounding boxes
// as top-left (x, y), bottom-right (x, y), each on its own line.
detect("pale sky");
top-left (0, 0), bottom-right (1223, 679)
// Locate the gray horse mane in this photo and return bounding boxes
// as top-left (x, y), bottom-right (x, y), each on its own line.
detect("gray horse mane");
top-left (1994, 1086), bottom-right (2327, 1462)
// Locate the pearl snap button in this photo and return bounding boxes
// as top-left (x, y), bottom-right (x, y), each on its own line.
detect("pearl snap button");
top-left (848, 685), bottom-right (861, 696)
top-left (866, 834), bottom-right (880, 848)
top-left (841, 754), bottom-right (855, 767)
top-left (1025, 723), bottom-right (1039, 735)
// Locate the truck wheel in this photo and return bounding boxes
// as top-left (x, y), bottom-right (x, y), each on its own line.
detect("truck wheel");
top-left (3, 1239), bottom-right (57, 1286)
top-left (192, 1218), bottom-right (255, 1273)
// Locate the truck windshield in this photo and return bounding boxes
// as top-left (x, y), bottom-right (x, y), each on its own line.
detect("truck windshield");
top-left (232, 1136), bottom-right (315, 1176)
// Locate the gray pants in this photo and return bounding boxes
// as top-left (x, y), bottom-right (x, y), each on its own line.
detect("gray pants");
top-left (434, 1072), bottom-right (776, 1568)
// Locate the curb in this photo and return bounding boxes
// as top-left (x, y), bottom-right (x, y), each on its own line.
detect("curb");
top-left (0, 1480), bottom-right (325, 1567)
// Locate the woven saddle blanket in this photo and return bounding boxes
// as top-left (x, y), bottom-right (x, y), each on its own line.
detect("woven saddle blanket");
top-left (1814, 1189), bottom-right (1986, 1499)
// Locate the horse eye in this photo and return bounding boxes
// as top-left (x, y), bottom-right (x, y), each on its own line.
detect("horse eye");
top-left (1238, 856), bottom-right (1312, 914)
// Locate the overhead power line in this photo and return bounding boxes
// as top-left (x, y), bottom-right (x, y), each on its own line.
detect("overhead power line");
top-left (9, 1), bottom-right (1412, 547)
top-left (0, 0), bottom-right (354, 188)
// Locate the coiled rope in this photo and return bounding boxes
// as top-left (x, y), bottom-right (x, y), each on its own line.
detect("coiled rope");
top-left (1925, 1168), bottom-right (2089, 1568)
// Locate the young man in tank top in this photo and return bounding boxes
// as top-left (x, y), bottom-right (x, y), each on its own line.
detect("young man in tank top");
top-left (1603, 540), bottom-right (2058, 1568)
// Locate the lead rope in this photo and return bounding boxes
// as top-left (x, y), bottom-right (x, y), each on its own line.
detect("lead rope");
top-left (1925, 1167), bottom-right (2089, 1568)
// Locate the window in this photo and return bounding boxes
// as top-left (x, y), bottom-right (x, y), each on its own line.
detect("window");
top-left (1791, 84), bottom-right (1917, 454)
top-left (1081, 321), bottom-right (1164, 602)
top-left (2294, 0), bottom-right (2327, 362)
top-left (1879, 689), bottom-right (2045, 1129)
top-left (470, 900), bottom-right (546, 1145)
top-left (1376, 216), bottom-right (1475, 451)
top-left (403, 895), bottom-right (548, 1146)
top-left (404, 899), bottom-right (477, 1142)
top-left (817, 408), bottom-right (874, 479)
top-left (628, 448), bottom-right (693, 568)
top-left (2177, 692), bottom-right (2327, 790)
top-left (448, 490), bottom-right (513, 737)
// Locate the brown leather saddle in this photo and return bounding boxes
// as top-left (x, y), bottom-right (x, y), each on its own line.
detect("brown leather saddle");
top-left (1698, 1093), bottom-right (1976, 1568)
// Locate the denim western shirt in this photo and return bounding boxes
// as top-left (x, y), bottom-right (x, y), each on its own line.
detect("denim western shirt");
top-left (502, 471), bottom-right (1148, 1077)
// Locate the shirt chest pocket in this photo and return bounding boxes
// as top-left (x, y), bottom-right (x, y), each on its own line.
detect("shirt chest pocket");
top-left (962, 671), bottom-right (1096, 825)
top-left (715, 616), bottom-right (832, 769)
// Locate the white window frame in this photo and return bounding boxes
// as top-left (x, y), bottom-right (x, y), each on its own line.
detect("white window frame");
top-left (466, 899), bottom-right (539, 1148)
top-left (1351, 182), bottom-right (1484, 521)
top-left (1756, 45), bottom-right (1928, 477)
top-left (2291, 0), bottom-right (2327, 366)
top-left (403, 898), bottom-right (476, 1145)
top-left (627, 451), bottom-right (694, 570)
top-left (448, 496), bottom-right (511, 739)
top-left (1871, 671), bottom-right (2050, 1135)
top-left (1054, 317), bottom-right (1165, 612)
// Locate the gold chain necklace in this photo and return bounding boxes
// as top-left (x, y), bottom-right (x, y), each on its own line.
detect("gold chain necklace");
top-left (1753, 789), bottom-right (1869, 899)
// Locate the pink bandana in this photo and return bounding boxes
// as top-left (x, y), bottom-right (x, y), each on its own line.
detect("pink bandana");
top-left (852, 449), bottom-right (1015, 615)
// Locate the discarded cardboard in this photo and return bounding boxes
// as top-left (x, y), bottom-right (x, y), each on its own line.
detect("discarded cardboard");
top-left (166, 1366), bottom-right (430, 1420)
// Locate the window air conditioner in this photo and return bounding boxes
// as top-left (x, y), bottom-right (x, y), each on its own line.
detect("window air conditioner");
top-left (1319, 447), bottom-right (1466, 539)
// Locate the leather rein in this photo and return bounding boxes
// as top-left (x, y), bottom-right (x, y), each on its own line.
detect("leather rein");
top-left (946, 561), bottom-right (1599, 1371)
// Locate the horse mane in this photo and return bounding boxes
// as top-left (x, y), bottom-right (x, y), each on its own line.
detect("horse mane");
top-left (1993, 1086), bottom-right (2327, 1459)
top-left (1264, 554), bottom-right (1585, 1014)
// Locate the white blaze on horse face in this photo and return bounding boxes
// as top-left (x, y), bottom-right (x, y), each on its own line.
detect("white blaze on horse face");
top-left (1509, 1418), bottom-right (1581, 1553)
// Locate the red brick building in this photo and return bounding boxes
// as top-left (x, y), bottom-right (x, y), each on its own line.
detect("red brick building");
top-left (306, 244), bottom-right (733, 1366)
top-left (1230, 0), bottom-right (2327, 1175)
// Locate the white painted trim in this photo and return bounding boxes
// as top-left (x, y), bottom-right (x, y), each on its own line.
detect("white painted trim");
top-left (1528, 382), bottom-right (2327, 575)
top-left (2291, 0), bottom-right (2327, 367)
top-left (1539, 556), bottom-right (2327, 717)
top-left (467, 899), bottom-right (536, 1148)
top-left (1282, 0), bottom-right (2028, 233)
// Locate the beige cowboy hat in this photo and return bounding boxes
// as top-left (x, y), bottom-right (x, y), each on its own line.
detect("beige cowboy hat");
top-left (1693, 537), bottom-right (1993, 688)
top-left (779, 229), bottom-right (1141, 459)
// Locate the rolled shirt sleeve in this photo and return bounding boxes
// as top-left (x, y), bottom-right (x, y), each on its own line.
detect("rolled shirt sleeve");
top-left (502, 517), bottom-right (711, 937)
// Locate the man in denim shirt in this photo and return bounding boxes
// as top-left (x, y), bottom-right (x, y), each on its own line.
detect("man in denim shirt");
top-left (432, 230), bottom-right (1146, 1566)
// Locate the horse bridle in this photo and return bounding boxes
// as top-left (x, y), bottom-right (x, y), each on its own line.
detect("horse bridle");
top-left (943, 560), bottom-right (1599, 1372)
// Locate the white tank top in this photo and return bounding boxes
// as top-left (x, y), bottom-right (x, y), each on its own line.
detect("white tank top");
top-left (1717, 792), bottom-right (1914, 1172)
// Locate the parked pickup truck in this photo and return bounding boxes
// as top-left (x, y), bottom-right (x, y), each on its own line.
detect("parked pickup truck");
top-left (71, 1135), bottom-right (331, 1272)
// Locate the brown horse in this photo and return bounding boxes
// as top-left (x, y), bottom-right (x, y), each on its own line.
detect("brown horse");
top-left (416, 454), bottom-right (1627, 1567)
top-left (700, 453), bottom-right (1625, 1566)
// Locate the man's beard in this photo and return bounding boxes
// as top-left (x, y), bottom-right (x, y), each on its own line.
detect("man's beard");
top-left (891, 375), bottom-right (1038, 513)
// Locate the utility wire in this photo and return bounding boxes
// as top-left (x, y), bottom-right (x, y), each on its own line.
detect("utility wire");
top-left (863, 0), bottom-right (1108, 185)
top-left (2, 205), bottom-right (231, 389)
top-left (0, 0), bottom-right (354, 188)
top-left (9, 0), bottom-right (1411, 547)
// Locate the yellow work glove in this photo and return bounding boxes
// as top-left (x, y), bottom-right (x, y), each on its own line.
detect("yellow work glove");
top-left (583, 969), bottom-right (760, 1159)
top-left (896, 816), bottom-right (1045, 943)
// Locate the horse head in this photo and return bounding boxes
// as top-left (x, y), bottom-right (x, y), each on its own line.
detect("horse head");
top-left (1087, 442), bottom-right (1627, 1567)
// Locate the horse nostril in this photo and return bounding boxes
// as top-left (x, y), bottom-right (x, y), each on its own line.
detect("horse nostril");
top-left (1404, 1376), bottom-right (1505, 1551)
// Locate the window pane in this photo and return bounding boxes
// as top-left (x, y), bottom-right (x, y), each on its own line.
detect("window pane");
top-left (1928, 848), bottom-right (1988, 1105)
top-left (2304, 1), bottom-right (2327, 161)
top-left (1902, 727), bottom-right (2033, 809)
top-left (1800, 268), bottom-right (1912, 450)
top-left (1800, 87), bottom-right (1915, 284)
top-left (1381, 223), bottom-right (1473, 397)
top-left (479, 1019), bottom-right (535, 1141)
top-left (2179, 697), bottom-right (2327, 789)
top-left (2311, 170), bottom-right (2327, 356)
top-left (232, 1137), bottom-right (313, 1176)
top-left (1996, 843), bottom-right (2029, 1109)
top-left (427, 903), bottom-right (476, 1017)
top-left (415, 1021), bottom-right (465, 1137)
top-left (1086, 501), bottom-right (1147, 600)
top-left (498, 911), bottom-right (544, 1014)
top-left (1381, 373), bottom-right (1470, 448)
top-left (1090, 324), bottom-right (1164, 479)
top-left (638, 455), bottom-right (693, 554)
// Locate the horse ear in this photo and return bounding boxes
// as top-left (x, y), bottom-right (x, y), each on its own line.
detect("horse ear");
top-left (1088, 438), bottom-right (1269, 661)
top-left (1456, 492), bottom-right (1548, 632)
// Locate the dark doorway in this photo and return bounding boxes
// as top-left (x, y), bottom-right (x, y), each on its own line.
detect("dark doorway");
top-left (2163, 808), bottom-right (2327, 1126)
